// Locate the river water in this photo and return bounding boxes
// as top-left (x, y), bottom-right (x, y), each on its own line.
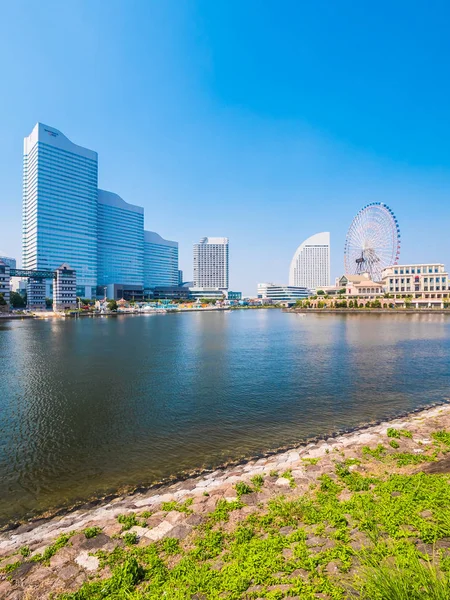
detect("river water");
top-left (0, 310), bottom-right (449, 526)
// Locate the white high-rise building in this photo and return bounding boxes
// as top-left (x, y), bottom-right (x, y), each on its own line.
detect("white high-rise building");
top-left (289, 232), bottom-right (330, 290)
top-left (23, 123), bottom-right (98, 298)
top-left (193, 237), bottom-right (229, 289)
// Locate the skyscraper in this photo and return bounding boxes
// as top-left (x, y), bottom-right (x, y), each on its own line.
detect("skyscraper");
top-left (288, 232), bottom-right (330, 290)
top-left (23, 123), bottom-right (98, 298)
top-left (193, 237), bottom-right (229, 289)
top-left (143, 231), bottom-right (179, 290)
top-left (98, 190), bottom-right (144, 294)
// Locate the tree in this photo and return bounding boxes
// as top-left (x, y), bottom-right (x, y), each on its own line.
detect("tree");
top-left (317, 290), bottom-right (325, 295)
top-left (10, 291), bottom-right (26, 309)
top-left (0, 293), bottom-right (6, 306)
top-left (107, 299), bottom-right (118, 311)
top-left (348, 300), bottom-right (354, 308)
top-left (45, 297), bottom-right (52, 308)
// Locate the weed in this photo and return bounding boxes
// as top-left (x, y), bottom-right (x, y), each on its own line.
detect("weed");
top-left (117, 512), bottom-right (139, 531)
top-left (0, 561), bottom-right (21, 574)
top-left (250, 474), bottom-right (264, 491)
top-left (389, 439), bottom-right (400, 449)
top-left (31, 533), bottom-right (72, 563)
top-left (269, 470), bottom-right (279, 477)
top-left (19, 546), bottom-right (30, 558)
top-left (162, 537), bottom-right (180, 554)
top-left (207, 498), bottom-right (244, 524)
top-left (122, 532), bottom-right (138, 545)
top-left (432, 430), bottom-right (450, 448)
top-left (139, 510), bottom-right (152, 519)
top-left (362, 444), bottom-right (386, 459)
top-left (302, 457), bottom-right (320, 465)
top-left (235, 481), bottom-right (253, 497)
top-left (281, 469), bottom-right (296, 488)
top-left (83, 526), bottom-right (102, 539)
top-left (161, 498), bottom-right (193, 514)
top-left (203, 491), bottom-right (209, 496)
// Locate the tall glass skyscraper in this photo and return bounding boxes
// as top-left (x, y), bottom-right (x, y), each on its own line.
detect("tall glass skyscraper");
top-left (144, 231), bottom-right (178, 290)
top-left (23, 123), bottom-right (98, 297)
top-left (98, 190), bottom-right (144, 291)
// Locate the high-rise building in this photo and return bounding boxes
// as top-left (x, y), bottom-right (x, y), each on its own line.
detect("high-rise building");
top-left (289, 232), bottom-right (330, 290)
top-left (23, 123), bottom-right (98, 298)
top-left (143, 231), bottom-right (178, 291)
top-left (97, 190), bottom-right (144, 296)
top-left (193, 237), bottom-right (229, 289)
top-left (0, 256), bottom-right (16, 270)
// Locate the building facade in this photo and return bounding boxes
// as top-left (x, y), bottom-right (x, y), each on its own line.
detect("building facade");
top-left (289, 232), bottom-right (330, 290)
top-left (257, 283), bottom-right (309, 303)
top-left (0, 256), bottom-right (16, 270)
top-left (23, 123), bottom-right (98, 298)
top-left (97, 190), bottom-right (144, 297)
top-left (193, 237), bottom-right (229, 289)
top-left (144, 231), bottom-right (179, 291)
top-left (0, 261), bottom-right (11, 308)
top-left (27, 278), bottom-right (46, 310)
top-left (53, 263), bottom-right (77, 311)
top-left (382, 264), bottom-right (449, 306)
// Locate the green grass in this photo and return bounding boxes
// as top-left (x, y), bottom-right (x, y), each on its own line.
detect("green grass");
top-left (117, 512), bottom-right (139, 531)
top-left (250, 473), bottom-right (264, 491)
top-left (302, 457), bottom-right (320, 465)
top-left (387, 428), bottom-right (413, 439)
top-left (30, 533), bottom-right (72, 563)
top-left (281, 469), bottom-right (296, 488)
top-left (122, 531), bottom-right (138, 546)
top-left (235, 481), bottom-right (253, 497)
top-left (432, 430), bottom-right (450, 448)
top-left (83, 526), bottom-right (102, 539)
top-left (390, 439), bottom-right (400, 449)
top-left (161, 498), bottom-right (194, 514)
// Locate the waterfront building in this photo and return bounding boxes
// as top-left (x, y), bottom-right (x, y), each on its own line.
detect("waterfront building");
top-left (98, 190), bottom-right (144, 299)
top-left (53, 263), bottom-right (77, 311)
top-left (152, 286), bottom-right (190, 301)
top-left (228, 291), bottom-right (242, 300)
top-left (188, 287), bottom-right (227, 301)
top-left (193, 237), bottom-right (229, 289)
top-left (382, 263), bottom-right (449, 307)
top-left (338, 274), bottom-right (384, 297)
top-left (0, 256), bottom-right (16, 270)
top-left (27, 278), bottom-right (46, 310)
top-left (23, 123), bottom-right (98, 298)
top-left (257, 283), bottom-right (309, 303)
top-left (289, 232), bottom-right (330, 290)
top-left (0, 260), bottom-right (11, 307)
top-left (144, 231), bottom-right (179, 291)
top-left (178, 270), bottom-right (183, 285)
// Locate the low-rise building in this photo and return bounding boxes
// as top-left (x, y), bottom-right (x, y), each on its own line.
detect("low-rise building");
top-left (27, 278), bottom-right (46, 310)
top-left (0, 260), bottom-right (11, 309)
top-left (53, 264), bottom-right (77, 312)
top-left (257, 283), bottom-right (309, 304)
top-left (382, 264), bottom-right (449, 297)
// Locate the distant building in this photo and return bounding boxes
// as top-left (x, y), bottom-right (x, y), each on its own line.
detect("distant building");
top-left (97, 190), bottom-right (144, 298)
top-left (338, 274), bottom-right (384, 298)
top-left (289, 232), bottom-right (330, 290)
top-left (382, 263), bottom-right (449, 307)
top-left (152, 286), bottom-right (190, 301)
top-left (188, 287), bottom-right (227, 300)
top-left (257, 283), bottom-right (309, 303)
top-left (178, 270), bottom-right (183, 285)
top-left (228, 291), bottom-right (242, 300)
top-left (144, 231), bottom-right (179, 291)
top-left (0, 261), bottom-right (11, 307)
top-left (23, 123), bottom-right (98, 298)
top-left (193, 237), bottom-right (229, 289)
top-left (0, 256), bottom-right (16, 270)
top-left (53, 264), bottom-right (77, 311)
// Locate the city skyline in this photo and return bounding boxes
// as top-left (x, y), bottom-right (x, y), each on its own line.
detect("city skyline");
top-left (1, 2), bottom-right (450, 295)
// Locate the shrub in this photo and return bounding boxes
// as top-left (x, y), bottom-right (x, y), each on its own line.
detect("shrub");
top-left (83, 526), bottom-right (102, 539)
top-left (235, 481), bottom-right (253, 497)
top-left (122, 532), bottom-right (138, 545)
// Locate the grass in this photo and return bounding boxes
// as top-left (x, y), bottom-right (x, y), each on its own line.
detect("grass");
top-left (387, 428), bottom-right (413, 439)
top-left (250, 473), bottom-right (264, 491)
top-left (117, 512), bottom-right (139, 531)
top-left (161, 498), bottom-right (194, 514)
top-left (122, 531), bottom-right (138, 546)
top-left (281, 469), bottom-right (296, 488)
top-left (83, 526), bottom-right (102, 539)
top-left (235, 481), bottom-right (253, 497)
top-left (302, 457), bottom-right (320, 465)
top-left (30, 533), bottom-right (73, 564)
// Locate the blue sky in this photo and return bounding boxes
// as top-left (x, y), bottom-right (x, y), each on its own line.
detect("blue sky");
top-left (1, 0), bottom-right (449, 294)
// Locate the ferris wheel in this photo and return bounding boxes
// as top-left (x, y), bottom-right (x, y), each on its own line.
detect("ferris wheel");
top-left (344, 202), bottom-right (401, 282)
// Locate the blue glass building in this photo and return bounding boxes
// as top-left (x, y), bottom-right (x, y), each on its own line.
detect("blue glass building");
top-left (144, 231), bottom-right (179, 291)
top-left (97, 190), bottom-right (144, 297)
top-left (23, 123), bottom-right (98, 297)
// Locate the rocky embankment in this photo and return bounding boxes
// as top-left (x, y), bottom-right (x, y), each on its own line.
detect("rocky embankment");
top-left (1, 404), bottom-right (450, 599)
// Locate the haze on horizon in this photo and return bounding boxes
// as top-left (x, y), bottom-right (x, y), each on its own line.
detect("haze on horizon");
top-left (0, 0), bottom-right (449, 295)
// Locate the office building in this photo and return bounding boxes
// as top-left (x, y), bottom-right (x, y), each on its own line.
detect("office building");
top-left (193, 237), bottom-right (229, 289)
top-left (178, 270), bottom-right (183, 285)
top-left (23, 123), bottom-right (98, 298)
top-left (382, 264), bottom-right (449, 302)
top-left (289, 232), bottom-right (330, 290)
top-left (98, 190), bottom-right (144, 299)
top-left (0, 256), bottom-right (16, 270)
top-left (27, 278), bottom-right (46, 310)
top-left (144, 231), bottom-right (179, 291)
top-left (0, 261), bottom-right (11, 307)
top-left (257, 283), bottom-right (309, 303)
top-left (53, 264), bottom-right (77, 311)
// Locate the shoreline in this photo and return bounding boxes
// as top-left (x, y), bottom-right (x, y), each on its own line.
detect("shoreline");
top-left (2, 401), bottom-right (450, 598)
top-left (1, 399), bottom-right (448, 534)
top-left (288, 307), bottom-right (450, 314)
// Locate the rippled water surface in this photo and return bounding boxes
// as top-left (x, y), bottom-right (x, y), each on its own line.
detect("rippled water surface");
top-left (0, 310), bottom-right (449, 525)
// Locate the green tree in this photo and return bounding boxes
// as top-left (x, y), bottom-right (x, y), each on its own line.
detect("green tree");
top-left (317, 290), bottom-right (325, 295)
top-left (10, 291), bottom-right (26, 308)
top-left (0, 293), bottom-right (6, 306)
top-left (107, 299), bottom-right (118, 311)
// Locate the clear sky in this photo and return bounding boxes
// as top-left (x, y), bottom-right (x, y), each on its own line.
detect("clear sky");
top-left (1, 1), bottom-right (449, 294)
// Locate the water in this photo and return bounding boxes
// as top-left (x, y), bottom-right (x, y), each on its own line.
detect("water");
top-left (0, 310), bottom-right (449, 526)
